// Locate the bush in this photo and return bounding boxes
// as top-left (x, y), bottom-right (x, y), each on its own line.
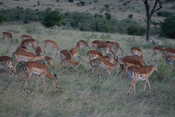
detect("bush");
top-left (118, 18), bottom-right (145, 35)
top-left (0, 8), bottom-right (145, 35)
top-left (127, 24), bottom-right (145, 35)
top-left (157, 11), bottom-right (175, 17)
top-left (0, 15), bottom-right (6, 24)
top-left (161, 16), bottom-right (175, 38)
top-left (41, 11), bottom-right (64, 27)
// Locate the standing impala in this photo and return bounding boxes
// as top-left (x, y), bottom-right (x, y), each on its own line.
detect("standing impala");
top-left (25, 61), bottom-right (58, 88)
top-left (127, 65), bottom-right (157, 95)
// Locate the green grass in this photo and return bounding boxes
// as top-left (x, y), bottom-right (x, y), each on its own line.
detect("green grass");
top-left (0, 23), bottom-right (175, 117)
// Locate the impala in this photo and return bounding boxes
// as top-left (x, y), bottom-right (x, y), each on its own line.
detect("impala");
top-left (99, 56), bottom-right (118, 74)
top-left (117, 55), bottom-right (145, 72)
top-left (91, 40), bottom-right (122, 57)
top-left (35, 46), bottom-right (43, 56)
top-left (14, 49), bottom-right (45, 63)
top-left (2, 32), bottom-right (13, 40)
top-left (60, 49), bottom-right (72, 62)
top-left (164, 55), bottom-right (175, 64)
top-left (127, 65), bottom-right (157, 95)
top-left (164, 48), bottom-right (175, 56)
top-left (25, 61), bottom-right (58, 88)
top-left (0, 56), bottom-right (16, 73)
top-left (105, 40), bottom-right (122, 57)
top-left (20, 39), bottom-right (38, 49)
top-left (89, 55), bottom-right (117, 74)
top-left (131, 47), bottom-right (143, 58)
top-left (69, 47), bottom-right (79, 58)
top-left (60, 49), bottom-right (79, 66)
top-left (87, 50), bottom-right (103, 60)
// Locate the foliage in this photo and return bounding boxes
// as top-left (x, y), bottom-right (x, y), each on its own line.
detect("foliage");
top-left (0, 8), bottom-right (145, 35)
top-left (41, 11), bottom-right (64, 27)
top-left (161, 16), bottom-right (175, 38)
top-left (127, 24), bottom-right (145, 35)
top-left (157, 11), bottom-right (175, 17)
top-left (0, 15), bottom-right (6, 24)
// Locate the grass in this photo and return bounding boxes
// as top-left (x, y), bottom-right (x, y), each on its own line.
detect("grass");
top-left (0, 22), bottom-right (175, 117)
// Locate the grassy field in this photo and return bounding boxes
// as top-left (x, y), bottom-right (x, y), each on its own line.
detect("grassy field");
top-left (0, 23), bottom-right (175, 117)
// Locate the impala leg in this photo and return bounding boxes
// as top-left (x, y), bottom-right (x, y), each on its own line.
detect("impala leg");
top-left (147, 79), bottom-right (151, 91)
top-left (133, 81), bottom-right (137, 96)
top-left (128, 80), bottom-right (135, 95)
top-left (24, 72), bottom-right (32, 87)
top-left (144, 81), bottom-right (147, 91)
top-left (128, 80), bottom-right (137, 95)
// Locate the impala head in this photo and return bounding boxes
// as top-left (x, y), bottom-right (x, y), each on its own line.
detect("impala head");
top-left (7, 61), bottom-right (16, 73)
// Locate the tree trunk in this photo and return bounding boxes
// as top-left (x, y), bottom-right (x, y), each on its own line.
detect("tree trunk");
top-left (144, 0), bottom-right (150, 41)
top-left (146, 12), bottom-right (151, 41)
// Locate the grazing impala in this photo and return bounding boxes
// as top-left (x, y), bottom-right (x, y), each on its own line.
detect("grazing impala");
top-left (20, 34), bottom-right (33, 40)
top-left (60, 49), bottom-right (72, 62)
top-left (131, 47), bottom-right (143, 58)
top-left (25, 61), bottom-right (58, 87)
top-left (89, 55), bottom-right (118, 74)
top-left (87, 50), bottom-right (103, 60)
top-left (118, 55), bottom-right (145, 72)
top-left (14, 48), bottom-right (45, 63)
top-left (91, 40), bottom-right (122, 57)
top-left (99, 56), bottom-right (118, 74)
top-left (127, 65), bottom-right (157, 95)
top-left (2, 32), bottom-right (13, 40)
top-left (0, 56), bottom-right (16, 73)
top-left (105, 40), bottom-right (122, 57)
top-left (60, 49), bottom-right (79, 66)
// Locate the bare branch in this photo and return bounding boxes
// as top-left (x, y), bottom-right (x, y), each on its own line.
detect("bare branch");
top-left (150, 0), bottom-right (162, 16)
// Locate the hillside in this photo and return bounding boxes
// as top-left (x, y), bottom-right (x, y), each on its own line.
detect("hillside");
top-left (0, 0), bottom-right (174, 22)
top-left (0, 23), bottom-right (175, 117)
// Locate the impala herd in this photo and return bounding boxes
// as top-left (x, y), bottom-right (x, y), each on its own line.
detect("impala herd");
top-left (1, 31), bottom-right (175, 95)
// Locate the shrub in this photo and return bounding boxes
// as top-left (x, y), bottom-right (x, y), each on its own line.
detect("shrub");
top-left (118, 18), bottom-right (145, 35)
top-left (157, 11), bottom-right (175, 17)
top-left (0, 15), bottom-right (6, 24)
top-left (127, 24), bottom-right (145, 35)
top-left (161, 16), bottom-right (175, 38)
top-left (104, 12), bottom-right (111, 20)
top-left (41, 11), bottom-right (64, 27)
